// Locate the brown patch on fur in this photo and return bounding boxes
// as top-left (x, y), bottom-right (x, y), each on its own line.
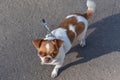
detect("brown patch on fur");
top-left (32, 39), bottom-right (43, 50)
top-left (52, 39), bottom-right (64, 48)
top-left (75, 22), bottom-right (85, 35)
top-left (75, 9), bottom-right (93, 19)
top-left (59, 17), bottom-right (85, 43)
top-left (67, 30), bottom-right (76, 43)
top-left (82, 10), bottom-right (93, 19)
top-left (59, 17), bottom-right (76, 43)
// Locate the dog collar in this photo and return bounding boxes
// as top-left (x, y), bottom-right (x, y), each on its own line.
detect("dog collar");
top-left (44, 33), bottom-right (56, 40)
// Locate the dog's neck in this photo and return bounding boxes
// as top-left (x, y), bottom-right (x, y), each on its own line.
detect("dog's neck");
top-left (44, 33), bottom-right (56, 40)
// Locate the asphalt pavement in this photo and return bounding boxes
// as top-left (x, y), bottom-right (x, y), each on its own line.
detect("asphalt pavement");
top-left (0, 0), bottom-right (120, 80)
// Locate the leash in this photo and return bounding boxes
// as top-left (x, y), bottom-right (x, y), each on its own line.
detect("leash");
top-left (42, 19), bottom-right (51, 34)
top-left (42, 19), bottom-right (56, 39)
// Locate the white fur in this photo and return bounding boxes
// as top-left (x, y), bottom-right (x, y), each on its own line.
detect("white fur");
top-left (45, 43), bottom-right (50, 52)
top-left (69, 24), bottom-right (77, 37)
top-left (51, 28), bottom-right (72, 53)
top-left (87, 0), bottom-right (96, 13)
top-left (75, 15), bottom-right (88, 47)
top-left (40, 55), bottom-right (53, 65)
top-left (66, 14), bottom-right (76, 19)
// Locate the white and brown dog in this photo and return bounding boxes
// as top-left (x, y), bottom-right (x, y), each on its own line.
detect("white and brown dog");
top-left (32, 0), bottom-right (96, 78)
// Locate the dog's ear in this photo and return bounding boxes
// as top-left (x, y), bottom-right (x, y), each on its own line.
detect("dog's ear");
top-left (52, 39), bottom-right (64, 48)
top-left (32, 39), bottom-right (43, 49)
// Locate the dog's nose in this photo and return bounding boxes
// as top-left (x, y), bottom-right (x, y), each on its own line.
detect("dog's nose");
top-left (44, 57), bottom-right (51, 63)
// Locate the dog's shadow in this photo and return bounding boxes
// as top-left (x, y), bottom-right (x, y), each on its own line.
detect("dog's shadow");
top-left (59, 14), bottom-right (120, 74)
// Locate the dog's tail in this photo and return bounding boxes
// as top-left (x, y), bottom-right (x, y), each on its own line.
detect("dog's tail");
top-left (83, 0), bottom-right (96, 19)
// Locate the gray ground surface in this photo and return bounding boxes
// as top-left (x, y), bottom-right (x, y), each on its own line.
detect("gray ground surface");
top-left (0, 0), bottom-right (120, 80)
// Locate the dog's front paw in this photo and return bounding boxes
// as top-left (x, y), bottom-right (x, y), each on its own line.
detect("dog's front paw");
top-left (51, 70), bottom-right (58, 78)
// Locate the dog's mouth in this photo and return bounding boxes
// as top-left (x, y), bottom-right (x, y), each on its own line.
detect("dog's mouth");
top-left (44, 57), bottom-right (51, 63)
top-left (41, 57), bottom-right (52, 65)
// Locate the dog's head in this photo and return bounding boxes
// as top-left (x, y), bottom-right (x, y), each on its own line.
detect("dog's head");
top-left (32, 39), bottom-right (63, 64)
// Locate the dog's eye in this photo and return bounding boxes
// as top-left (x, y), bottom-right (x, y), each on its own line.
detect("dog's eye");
top-left (50, 52), bottom-right (57, 58)
top-left (39, 52), bottom-right (46, 57)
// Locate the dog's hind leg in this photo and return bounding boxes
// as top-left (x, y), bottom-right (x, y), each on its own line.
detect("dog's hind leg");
top-left (78, 23), bottom-right (88, 47)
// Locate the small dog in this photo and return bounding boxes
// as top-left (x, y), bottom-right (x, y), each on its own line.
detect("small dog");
top-left (32, 0), bottom-right (96, 78)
